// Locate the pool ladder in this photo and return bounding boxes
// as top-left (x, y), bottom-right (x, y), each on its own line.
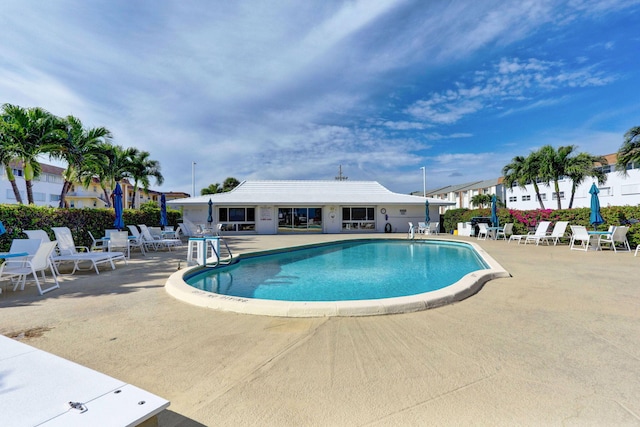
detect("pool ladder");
top-left (207, 237), bottom-right (233, 268)
top-left (186, 237), bottom-right (234, 267)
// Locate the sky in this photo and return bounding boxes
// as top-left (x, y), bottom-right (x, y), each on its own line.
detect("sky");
top-left (2, 0), bottom-right (639, 196)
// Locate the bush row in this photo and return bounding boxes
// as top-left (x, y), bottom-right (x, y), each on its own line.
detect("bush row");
top-left (0, 204), bottom-right (182, 252)
top-left (442, 206), bottom-right (640, 246)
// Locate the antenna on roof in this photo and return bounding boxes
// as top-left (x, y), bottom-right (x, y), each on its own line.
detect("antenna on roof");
top-left (335, 165), bottom-right (348, 181)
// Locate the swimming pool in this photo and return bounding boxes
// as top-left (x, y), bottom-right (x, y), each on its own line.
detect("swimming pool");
top-left (185, 240), bottom-right (487, 301)
top-left (166, 238), bottom-right (509, 317)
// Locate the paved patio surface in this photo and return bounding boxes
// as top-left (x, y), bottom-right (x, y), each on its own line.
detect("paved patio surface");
top-left (1, 234), bottom-right (639, 426)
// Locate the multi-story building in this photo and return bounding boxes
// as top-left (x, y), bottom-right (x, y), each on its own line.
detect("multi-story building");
top-left (0, 161), bottom-right (185, 208)
top-left (0, 162), bottom-right (65, 206)
top-left (502, 153), bottom-right (640, 210)
top-left (419, 178), bottom-right (504, 214)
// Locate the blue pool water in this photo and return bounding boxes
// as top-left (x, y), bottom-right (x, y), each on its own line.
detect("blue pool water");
top-left (185, 240), bottom-right (488, 302)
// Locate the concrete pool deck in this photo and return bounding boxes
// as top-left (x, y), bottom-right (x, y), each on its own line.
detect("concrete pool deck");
top-left (1, 234), bottom-right (639, 426)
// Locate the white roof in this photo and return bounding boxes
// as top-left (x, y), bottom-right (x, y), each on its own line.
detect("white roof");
top-left (168, 180), bottom-right (454, 206)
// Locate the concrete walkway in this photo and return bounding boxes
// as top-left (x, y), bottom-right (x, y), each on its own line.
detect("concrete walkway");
top-left (1, 234), bottom-right (639, 426)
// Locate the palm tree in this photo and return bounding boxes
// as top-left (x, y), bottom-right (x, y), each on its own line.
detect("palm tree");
top-left (127, 149), bottom-right (164, 208)
top-left (538, 145), bottom-right (577, 210)
top-left (470, 194), bottom-right (492, 208)
top-left (616, 126), bottom-right (640, 174)
top-left (565, 153), bottom-right (608, 208)
top-left (502, 153), bottom-right (546, 209)
top-left (91, 144), bottom-right (135, 208)
top-left (46, 115), bottom-right (112, 207)
top-left (201, 183), bottom-right (221, 195)
top-left (0, 114), bottom-right (23, 203)
top-left (1, 104), bottom-right (64, 204)
top-left (221, 177), bottom-right (240, 192)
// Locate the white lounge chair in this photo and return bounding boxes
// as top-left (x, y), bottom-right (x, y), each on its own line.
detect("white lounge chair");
top-left (524, 221), bottom-right (552, 245)
top-left (51, 227), bottom-right (126, 274)
top-left (24, 229), bottom-right (52, 242)
top-left (539, 221), bottom-right (569, 246)
top-left (495, 223), bottom-right (513, 240)
top-left (600, 226), bottom-right (631, 252)
top-left (139, 224), bottom-right (180, 251)
top-left (0, 241), bottom-right (60, 295)
top-left (569, 225), bottom-right (593, 251)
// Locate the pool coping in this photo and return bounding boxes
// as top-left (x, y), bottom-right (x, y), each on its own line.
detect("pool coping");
top-left (165, 238), bottom-right (511, 317)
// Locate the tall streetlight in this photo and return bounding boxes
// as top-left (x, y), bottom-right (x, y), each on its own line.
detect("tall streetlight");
top-left (192, 161), bottom-right (197, 197)
top-left (420, 166), bottom-right (426, 198)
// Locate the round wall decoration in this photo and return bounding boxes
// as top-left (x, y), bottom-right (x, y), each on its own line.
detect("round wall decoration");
top-left (380, 208), bottom-right (386, 214)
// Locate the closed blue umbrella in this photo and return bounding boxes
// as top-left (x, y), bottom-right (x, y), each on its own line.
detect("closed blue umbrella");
top-left (160, 194), bottom-right (168, 227)
top-left (207, 198), bottom-right (213, 225)
top-left (0, 220), bottom-right (5, 236)
top-left (589, 183), bottom-right (603, 230)
top-left (113, 182), bottom-right (124, 230)
top-left (424, 199), bottom-right (430, 223)
top-left (491, 195), bottom-right (498, 227)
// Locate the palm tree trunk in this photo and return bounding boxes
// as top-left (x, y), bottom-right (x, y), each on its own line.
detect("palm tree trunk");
top-left (532, 182), bottom-right (546, 209)
top-left (568, 182), bottom-right (577, 209)
top-left (103, 188), bottom-right (112, 208)
top-left (554, 180), bottom-right (562, 209)
top-left (5, 166), bottom-right (23, 204)
top-left (59, 181), bottom-right (71, 208)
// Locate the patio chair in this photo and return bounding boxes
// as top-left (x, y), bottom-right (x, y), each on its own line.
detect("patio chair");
top-left (0, 241), bottom-right (60, 295)
top-left (108, 231), bottom-right (131, 259)
top-left (126, 225), bottom-right (146, 256)
top-left (569, 225), bottom-right (592, 251)
top-left (24, 229), bottom-right (52, 242)
top-left (476, 223), bottom-right (489, 240)
top-left (599, 226), bottom-right (631, 252)
top-left (428, 222), bottom-right (440, 235)
top-left (0, 239), bottom-right (42, 294)
top-left (139, 224), bottom-right (180, 251)
top-left (495, 223), bottom-right (513, 240)
top-left (88, 231), bottom-right (106, 252)
top-left (51, 227), bottom-right (126, 274)
top-left (417, 222), bottom-right (427, 234)
top-left (635, 244), bottom-right (639, 257)
top-left (524, 221), bottom-right (552, 245)
top-left (539, 221), bottom-right (569, 246)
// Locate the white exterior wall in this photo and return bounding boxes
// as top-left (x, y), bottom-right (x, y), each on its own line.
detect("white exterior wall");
top-left (0, 169), bottom-right (64, 206)
top-left (504, 169), bottom-right (640, 210)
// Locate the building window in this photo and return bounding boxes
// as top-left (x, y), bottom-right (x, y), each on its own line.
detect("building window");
top-left (50, 194), bottom-right (61, 202)
top-left (522, 195), bottom-right (531, 201)
top-left (33, 192), bottom-right (46, 202)
top-left (218, 207), bottom-right (256, 232)
top-left (342, 206), bottom-right (375, 231)
top-left (509, 196), bottom-right (517, 202)
top-left (540, 193), bottom-right (546, 200)
top-left (552, 192), bottom-right (565, 200)
top-left (12, 168), bottom-right (23, 177)
top-left (278, 207), bottom-right (322, 232)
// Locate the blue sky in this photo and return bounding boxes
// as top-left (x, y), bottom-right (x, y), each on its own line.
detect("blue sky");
top-left (2, 1), bottom-right (639, 195)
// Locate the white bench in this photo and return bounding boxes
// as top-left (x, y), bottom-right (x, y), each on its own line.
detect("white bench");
top-left (0, 335), bottom-right (169, 426)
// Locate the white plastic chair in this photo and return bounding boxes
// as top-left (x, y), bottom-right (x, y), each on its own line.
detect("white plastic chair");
top-left (88, 231), bottom-right (106, 252)
top-left (417, 222), bottom-right (427, 234)
top-left (127, 225), bottom-right (146, 256)
top-left (539, 221), bottom-right (569, 246)
top-left (0, 241), bottom-right (60, 295)
top-left (569, 225), bottom-right (592, 251)
top-left (524, 221), bottom-right (552, 245)
top-left (496, 223), bottom-right (513, 240)
top-left (600, 226), bottom-right (631, 252)
top-left (476, 223), bottom-right (489, 240)
top-left (52, 227), bottom-right (126, 274)
top-left (108, 231), bottom-right (131, 259)
top-left (428, 222), bottom-right (439, 235)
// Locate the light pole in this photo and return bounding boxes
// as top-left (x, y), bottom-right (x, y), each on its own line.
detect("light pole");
top-left (192, 161), bottom-right (196, 197)
top-left (420, 166), bottom-right (426, 198)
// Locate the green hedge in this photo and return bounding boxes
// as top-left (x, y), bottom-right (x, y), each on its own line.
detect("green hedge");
top-left (443, 206), bottom-right (640, 247)
top-left (0, 204), bottom-right (182, 251)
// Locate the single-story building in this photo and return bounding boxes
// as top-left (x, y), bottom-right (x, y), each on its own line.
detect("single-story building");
top-left (167, 180), bottom-right (455, 235)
